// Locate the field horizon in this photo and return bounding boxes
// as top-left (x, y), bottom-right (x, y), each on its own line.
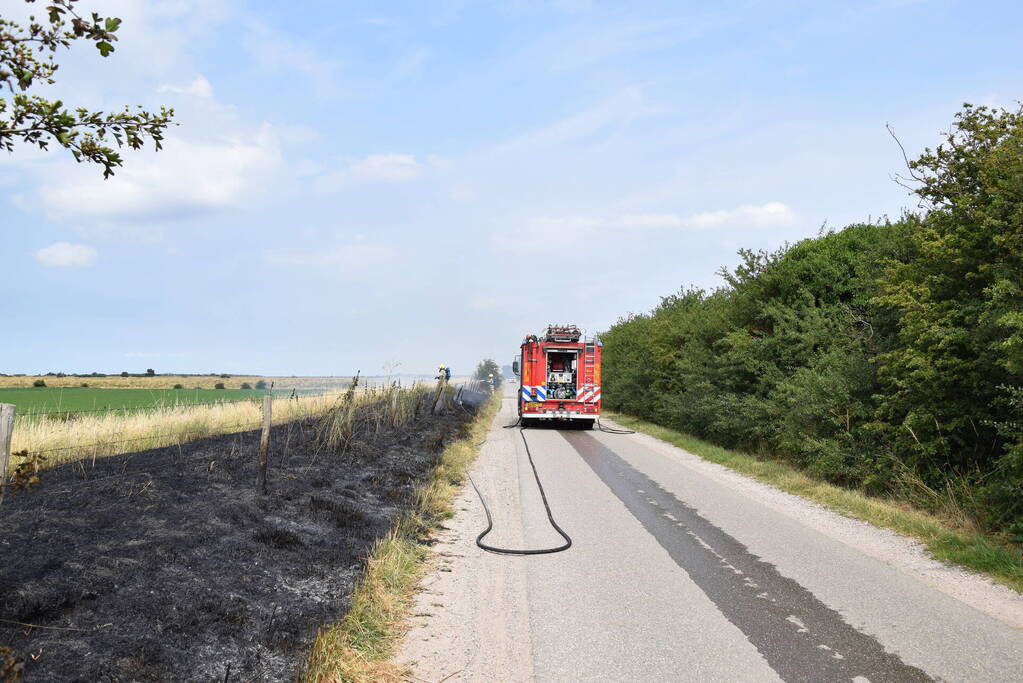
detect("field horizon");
top-left (0, 373), bottom-right (438, 392)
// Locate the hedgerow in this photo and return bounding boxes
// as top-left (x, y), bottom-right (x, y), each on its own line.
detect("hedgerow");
top-left (603, 104), bottom-right (1023, 538)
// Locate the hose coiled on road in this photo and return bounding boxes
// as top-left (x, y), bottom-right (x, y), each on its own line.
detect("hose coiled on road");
top-left (469, 416), bottom-right (631, 554)
top-left (469, 425), bottom-right (572, 555)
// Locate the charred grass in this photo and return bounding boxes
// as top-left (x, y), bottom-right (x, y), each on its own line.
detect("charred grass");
top-left (303, 392), bottom-right (500, 683)
top-left (0, 386), bottom-right (475, 681)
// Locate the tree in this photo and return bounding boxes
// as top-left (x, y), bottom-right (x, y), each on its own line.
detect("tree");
top-left (474, 358), bottom-right (501, 380)
top-left (876, 104), bottom-right (1023, 475)
top-left (0, 0), bottom-right (174, 177)
top-left (120, 371), bottom-right (128, 377)
top-left (145, 368), bottom-right (155, 377)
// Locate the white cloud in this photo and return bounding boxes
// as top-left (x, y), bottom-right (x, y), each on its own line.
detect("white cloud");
top-left (35, 242), bottom-right (97, 268)
top-left (157, 75), bottom-right (214, 97)
top-left (495, 202), bottom-right (795, 250)
top-left (681, 202), bottom-right (796, 229)
top-left (393, 48), bottom-right (431, 78)
top-left (264, 243), bottom-right (398, 279)
top-left (350, 154), bottom-right (421, 181)
top-left (426, 154), bottom-right (451, 170)
top-left (553, 0), bottom-right (595, 11)
top-left (497, 86), bottom-right (652, 152)
top-left (621, 202), bottom-right (797, 230)
top-left (37, 124), bottom-right (282, 223)
top-left (449, 184), bottom-right (476, 201)
top-left (275, 123), bottom-right (323, 146)
top-left (245, 22), bottom-right (343, 98)
top-left (315, 153), bottom-right (424, 189)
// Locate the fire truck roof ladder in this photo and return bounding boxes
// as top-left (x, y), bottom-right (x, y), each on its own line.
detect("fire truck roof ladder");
top-left (544, 324), bottom-right (582, 342)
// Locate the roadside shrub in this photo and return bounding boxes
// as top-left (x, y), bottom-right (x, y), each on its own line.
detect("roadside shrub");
top-left (173, 383), bottom-right (184, 390)
top-left (32, 379), bottom-right (46, 388)
top-left (240, 382), bottom-right (252, 390)
top-left (80, 383), bottom-right (88, 387)
top-left (255, 380), bottom-right (268, 390)
top-left (602, 103), bottom-right (1023, 535)
top-left (214, 382), bottom-right (226, 390)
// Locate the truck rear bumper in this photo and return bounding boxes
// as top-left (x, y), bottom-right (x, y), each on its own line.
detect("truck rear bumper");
top-left (523, 411), bottom-right (597, 421)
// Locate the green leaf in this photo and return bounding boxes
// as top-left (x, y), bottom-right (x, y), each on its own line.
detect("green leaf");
top-left (96, 41), bottom-right (115, 57)
top-left (104, 17), bottom-right (122, 33)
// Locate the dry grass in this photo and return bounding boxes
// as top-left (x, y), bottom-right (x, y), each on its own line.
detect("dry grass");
top-left (303, 393), bottom-right (500, 683)
top-left (607, 412), bottom-right (1023, 593)
top-left (9, 392), bottom-right (352, 470)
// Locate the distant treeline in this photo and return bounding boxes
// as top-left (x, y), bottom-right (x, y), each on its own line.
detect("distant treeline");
top-left (602, 104), bottom-right (1023, 535)
top-left (0, 372), bottom-right (235, 378)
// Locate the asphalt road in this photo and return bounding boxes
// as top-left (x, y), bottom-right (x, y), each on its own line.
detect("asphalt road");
top-left (399, 391), bottom-right (1023, 682)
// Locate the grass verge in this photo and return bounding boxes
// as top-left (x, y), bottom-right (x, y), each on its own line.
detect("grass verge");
top-left (606, 412), bottom-right (1023, 593)
top-left (302, 392), bottom-right (501, 683)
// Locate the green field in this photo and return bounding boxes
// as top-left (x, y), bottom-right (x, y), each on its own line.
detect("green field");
top-left (0, 387), bottom-right (268, 415)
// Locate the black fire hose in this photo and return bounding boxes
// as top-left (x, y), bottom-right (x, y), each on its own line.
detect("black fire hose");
top-left (595, 419), bottom-right (635, 434)
top-left (468, 416), bottom-right (632, 555)
top-left (469, 425), bottom-right (572, 555)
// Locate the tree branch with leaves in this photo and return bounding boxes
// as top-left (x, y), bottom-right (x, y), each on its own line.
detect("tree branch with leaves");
top-left (0, 0), bottom-right (174, 178)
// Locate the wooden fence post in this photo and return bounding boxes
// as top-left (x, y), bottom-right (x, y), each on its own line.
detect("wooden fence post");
top-left (257, 395), bottom-right (272, 494)
top-left (431, 379), bottom-right (448, 415)
top-left (0, 403), bottom-right (15, 505)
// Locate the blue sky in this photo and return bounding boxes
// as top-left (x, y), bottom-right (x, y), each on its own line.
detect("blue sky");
top-left (2, 0), bottom-right (1021, 376)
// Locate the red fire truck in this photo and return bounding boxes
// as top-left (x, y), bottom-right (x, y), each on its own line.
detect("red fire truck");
top-left (513, 324), bottom-right (601, 426)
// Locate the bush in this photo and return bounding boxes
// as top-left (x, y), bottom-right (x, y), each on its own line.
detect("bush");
top-left (120, 371), bottom-right (129, 377)
top-left (240, 382), bottom-right (252, 390)
top-left (214, 382), bottom-right (226, 390)
top-left (255, 380), bottom-right (268, 390)
top-left (602, 103), bottom-right (1023, 535)
top-left (32, 379), bottom-right (46, 388)
top-left (173, 383), bottom-right (184, 390)
top-left (80, 383), bottom-right (88, 388)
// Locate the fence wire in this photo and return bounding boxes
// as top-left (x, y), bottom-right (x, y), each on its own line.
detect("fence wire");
top-left (1, 381), bottom-right (431, 484)
top-left (12, 390), bottom-right (346, 419)
top-left (20, 421), bottom-right (267, 458)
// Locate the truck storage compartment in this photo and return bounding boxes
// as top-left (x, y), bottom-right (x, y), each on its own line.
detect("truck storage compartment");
top-left (546, 351), bottom-right (578, 399)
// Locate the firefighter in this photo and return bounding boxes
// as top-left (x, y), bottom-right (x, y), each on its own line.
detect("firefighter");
top-left (436, 365), bottom-right (452, 382)
top-left (489, 373), bottom-right (499, 391)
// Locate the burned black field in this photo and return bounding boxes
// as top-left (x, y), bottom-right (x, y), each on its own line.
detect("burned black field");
top-left (0, 400), bottom-right (473, 681)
